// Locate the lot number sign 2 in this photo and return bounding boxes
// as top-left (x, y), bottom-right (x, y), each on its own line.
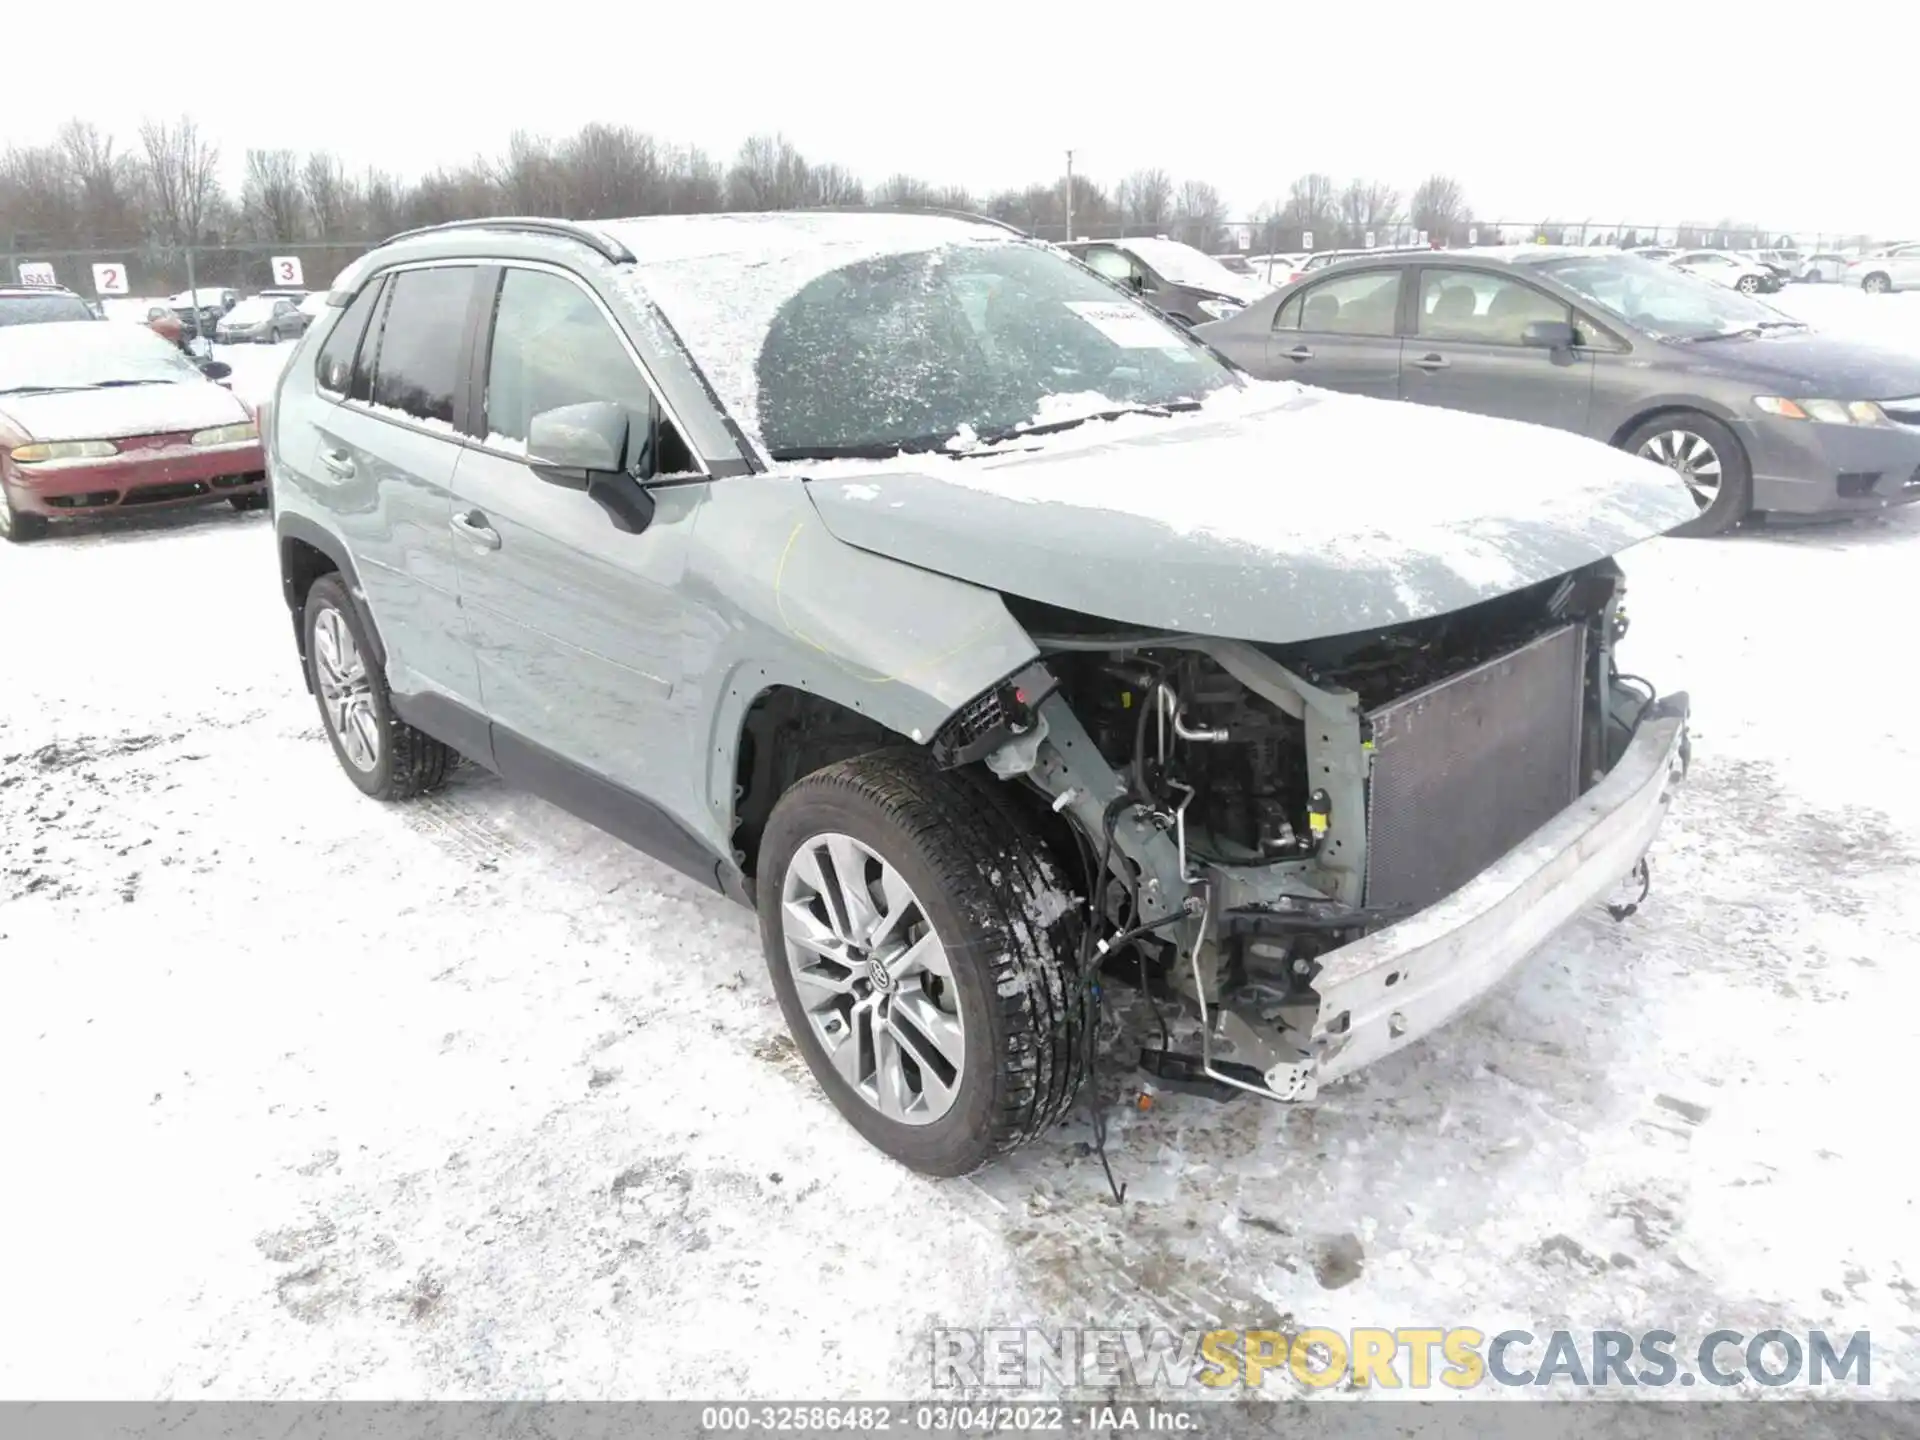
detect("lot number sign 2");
top-left (91, 263), bottom-right (130, 295)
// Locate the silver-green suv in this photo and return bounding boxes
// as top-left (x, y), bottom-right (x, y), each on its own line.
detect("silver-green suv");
top-left (269, 212), bottom-right (1696, 1176)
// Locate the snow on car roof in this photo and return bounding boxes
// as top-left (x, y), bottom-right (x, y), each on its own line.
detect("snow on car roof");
top-left (598, 212), bottom-right (1021, 444)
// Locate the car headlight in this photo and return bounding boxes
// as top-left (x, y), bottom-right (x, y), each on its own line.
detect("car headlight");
top-left (190, 421), bottom-right (258, 446)
top-left (10, 440), bottom-right (118, 463)
top-left (1754, 397), bottom-right (1889, 426)
top-left (1196, 298), bottom-right (1244, 321)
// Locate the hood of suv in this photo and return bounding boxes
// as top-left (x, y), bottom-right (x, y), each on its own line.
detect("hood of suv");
top-left (799, 388), bottom-right (1698, 644)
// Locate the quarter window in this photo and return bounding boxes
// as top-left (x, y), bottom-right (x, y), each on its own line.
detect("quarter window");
top-left (1080, 247), bottom-right (1138, 284)
top-left (1294, 271), bottom-right (1402, 337)
top-left (1417, 269), bottom-right (1570, 345)
top-left (369, 266), bottom-right (477, 426)
top-left (315, 276), bottom-right (386, 397)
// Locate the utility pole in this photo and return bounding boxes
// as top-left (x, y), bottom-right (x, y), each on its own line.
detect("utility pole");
top-left (1064, 150), bottom-right (1075, 243)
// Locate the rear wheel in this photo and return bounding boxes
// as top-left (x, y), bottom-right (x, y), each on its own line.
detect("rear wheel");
top-left (0, 486), bottom-right (48, 543)
top-left (756, 751), bottom-right (1085, 1176)
top-left (1862, 272), bottom-right (1892, 295)
top-left (1626, 412), bottom-right (1752, 538)
top-left (1736, 275), bottom-right (1761, 295)
top-left (302, 573), bottom-right (452, 800)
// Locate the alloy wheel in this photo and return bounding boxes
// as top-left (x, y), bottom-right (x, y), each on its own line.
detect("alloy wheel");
top-left (779, 832), bottom-right (964, 1125)
top-left (312, 606), bottom-right (380, 771)
top-left (1638, 429), bottom-right (1723, 508)
top-left (1865, 274), bottom-right (1890, 295)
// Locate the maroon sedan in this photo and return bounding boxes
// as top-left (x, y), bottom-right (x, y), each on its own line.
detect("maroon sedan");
top-left (0, 321), bottom-right (266, 542)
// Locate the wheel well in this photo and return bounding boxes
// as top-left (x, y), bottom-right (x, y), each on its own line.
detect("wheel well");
top-left (1607, 404), bottom-right (1729, 452)
top-left (280, 536), bottom-right (338, 665)
top-left (727, 686), bottom-right (1077, 886)
top-left (731, 687), bottom-right (902, 880)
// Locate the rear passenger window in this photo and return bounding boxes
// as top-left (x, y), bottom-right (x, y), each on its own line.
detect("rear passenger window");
top-left (315, 277), bottom-right (385, 396)
top-left (369, 266), bottom-right (477, 427)
top-left (1296, 271), bottom-right (1402, 337)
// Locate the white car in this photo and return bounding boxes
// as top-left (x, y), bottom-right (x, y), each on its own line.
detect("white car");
top-left (1246, 252), bottom-right (1309, 285)
top-left (1668, 250), bottom-right (1780, 295)
top-left (1844, 243), bottom-right (1920, 294)
top-left (1797, 252), bottom-right (1852, 284)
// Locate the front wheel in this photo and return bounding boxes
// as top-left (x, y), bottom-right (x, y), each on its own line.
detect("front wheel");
top-left (1736, 275), bottom-right (1760, 295)
top-left (756, 751), bottom-right (1085, 1177)
top-left (1863, 272), bottom-right (1892, 295)
top-left (1626, 412), bottom-right (1752, 538)
top-left (0, 486), bottom-right (48, 543)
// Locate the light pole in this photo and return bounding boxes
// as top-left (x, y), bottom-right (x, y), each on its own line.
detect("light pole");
top-left (1064, 149), bottom-right (1074, 243)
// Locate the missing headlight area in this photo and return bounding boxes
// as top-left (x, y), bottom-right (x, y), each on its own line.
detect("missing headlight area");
top-left (979, 557), bottom-right (1686, 1108)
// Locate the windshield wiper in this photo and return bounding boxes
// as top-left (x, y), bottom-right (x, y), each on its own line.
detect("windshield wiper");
top-left (0, 384), bottom-right (88, 396)
top-left (1689, 319), bottom-right (1810, 343)
top-left (88, 379), bottom-right (173, 388)
top-left (770, 402), bottom-right (1205, 463)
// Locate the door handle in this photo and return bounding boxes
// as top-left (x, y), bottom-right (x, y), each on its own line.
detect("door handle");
top-left (1283, 345), bottom-right (1314, 362)
top-left (1409, 353), bottom-right (1450, 371)
top-left (318, 448), bottom-right (355, 478)
top-left (450, 510), bottom-right (501, 551)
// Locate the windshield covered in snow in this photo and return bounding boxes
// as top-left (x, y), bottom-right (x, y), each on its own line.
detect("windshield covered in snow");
top-left (0, 321), bottom-right (207, 393)
top-left (754, 243), bottom-right (1234, 458)
top-left (1530, 253), bottom-right (1794, 340)
top-left (0, 291), bottom-right (95, 327)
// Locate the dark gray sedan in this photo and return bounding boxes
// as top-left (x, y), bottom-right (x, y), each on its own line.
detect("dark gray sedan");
top-left (1195, 247), bottom-right (1920, 535)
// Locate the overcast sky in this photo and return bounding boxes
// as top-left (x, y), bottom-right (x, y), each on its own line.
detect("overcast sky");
top-left (7, 1), bottom-right (1914, 240)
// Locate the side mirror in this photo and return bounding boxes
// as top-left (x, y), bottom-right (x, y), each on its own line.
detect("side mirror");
top-left (1127, 273), bottom-right (1146, 293)
top-left (197, 359), bottom-right (232, 380)
top-left (527, 400), bottom-right (656, 534)
top-left (1523, 319), bottom-right (1578, 350)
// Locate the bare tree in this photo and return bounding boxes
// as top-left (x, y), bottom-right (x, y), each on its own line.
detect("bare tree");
top-left (1118, 167), bottom-right (1175, 230)
top-left (874, 173), bottom-right (936, 207)
top-left (1281, 173), bottom-right (1340, 244)
top-left (663, 145), bottom-right (724, 213)
top-left (1410, 173), bottom-right (1470, 246)
top-left (1, 141), bottom-right (82, 250)
top-left (363, 168), bottom-right (404, 240)
top-left (498, 131), bottom-right (561, 215)
top-left (806, 163), bottom-right (866, 206)
top-left (242, 148), bottom-right (306, 241)
top-left (58, 121), bottom-right (141, 247)
top-left (1174, 179), bottom-right (1229, 252)
top-left (1338, 178), bottom-right (1401, 245)
top-left (139, 115), bottom-right (220, 247)
top-left (557, 123), bottom-right (663, 218)
top-left (726, 134), bottom-right (810, 211)
top-left (302, 152), bottom-right (356, 239)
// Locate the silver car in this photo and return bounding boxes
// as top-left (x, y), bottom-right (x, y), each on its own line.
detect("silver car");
top-left (268, 213), bottom-right (1695, 1175)
top-left (216, 295), bottom-right (309, 344)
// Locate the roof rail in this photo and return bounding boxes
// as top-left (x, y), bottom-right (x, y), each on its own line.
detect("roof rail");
top-left (796, 205), bottom-right (1034, 238)
top-left (376, 216), bottom-right (634, 264)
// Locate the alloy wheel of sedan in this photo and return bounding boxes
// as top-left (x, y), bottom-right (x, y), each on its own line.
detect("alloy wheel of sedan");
top-left (778, 831), bottom-right (965, 1125)
top-left (312, 606), bottom-right (380, 772)
top-left (1638, 429), bottom-right (1723, 508)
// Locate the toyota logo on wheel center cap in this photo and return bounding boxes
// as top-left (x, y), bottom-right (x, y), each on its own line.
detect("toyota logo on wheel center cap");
top-left (866, 958), bottom-right (893, 992)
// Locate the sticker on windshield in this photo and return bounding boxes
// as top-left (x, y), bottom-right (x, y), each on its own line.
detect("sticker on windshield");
top-left (1065, 301), bottom-right (1186, 350)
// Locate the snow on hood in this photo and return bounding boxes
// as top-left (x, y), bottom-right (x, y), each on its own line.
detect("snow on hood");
top-left (1114, 237), bottom-right (1268, 304)
top-left (798, 384), bottom-right (1701, 643)
top-left (0, 381), bottom-right (249, 442)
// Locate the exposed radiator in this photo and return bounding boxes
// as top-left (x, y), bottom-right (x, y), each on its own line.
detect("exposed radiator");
top-left (1363, 623), bottom-right (1587, 911)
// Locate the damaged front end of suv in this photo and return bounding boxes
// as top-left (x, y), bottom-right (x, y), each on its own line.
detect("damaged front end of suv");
top-left (935, 566), bottom-right (1687, 1106)
top-left (799, 389), bottom-right (1698, 1117)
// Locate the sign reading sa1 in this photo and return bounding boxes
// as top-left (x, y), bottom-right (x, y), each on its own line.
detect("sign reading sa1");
top-left (92, 263), bottom-right (130, 295)
top-left (16, 261), bottom-right (57, 287)
top-left (270, 255), bottom-right (305, 287)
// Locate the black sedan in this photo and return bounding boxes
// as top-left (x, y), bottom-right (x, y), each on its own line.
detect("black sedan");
top-left (1196, 247), bottom-right (1920, 535)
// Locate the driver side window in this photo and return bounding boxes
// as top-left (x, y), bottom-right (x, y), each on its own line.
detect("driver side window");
top-left (483, 267), bottom-right (695, 476)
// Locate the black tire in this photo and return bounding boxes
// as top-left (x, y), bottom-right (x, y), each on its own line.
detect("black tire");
top-left (0, 487), bottom-right (48, 543)
top-left (756, 750), bottom-right (1085, 1176)
top-left (302, 572), bottom-right (453, 800)
top-left (1624, 412), bottom-right (1753, 538)
top-left (1862, 272), bottom-right (1891, 295)
top-left (228, 491), bottom-right (269, 512)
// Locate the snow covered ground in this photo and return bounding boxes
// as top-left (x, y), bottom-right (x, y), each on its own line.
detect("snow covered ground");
top-left (3, 291), bottom-right (1920, 1403)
